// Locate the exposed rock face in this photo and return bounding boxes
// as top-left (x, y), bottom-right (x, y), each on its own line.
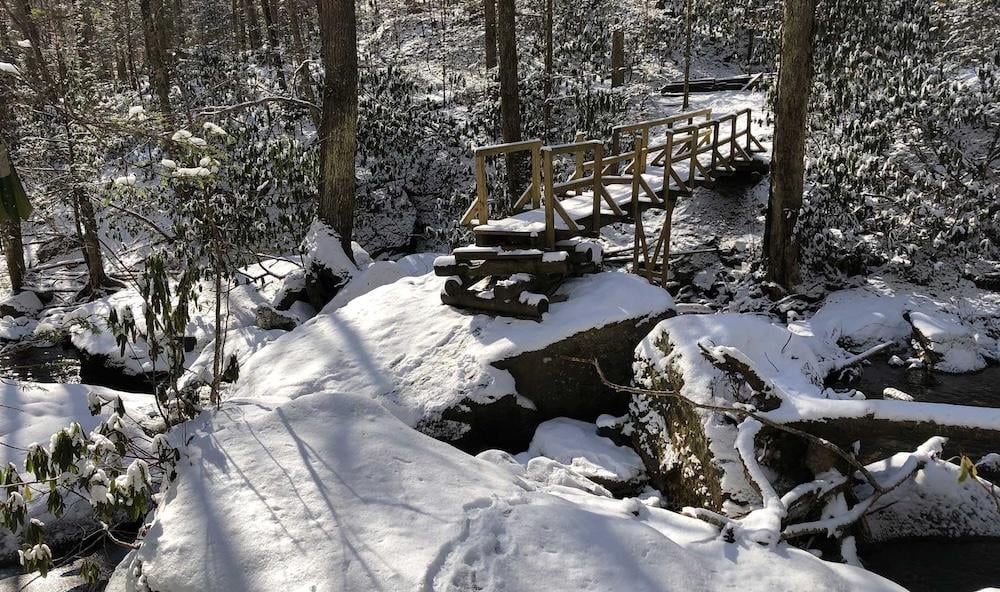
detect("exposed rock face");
top-left (629, 314), bottom-right (825, 513)
top-left (435, 311), bottom-right (673, 454)
top-left (862, 455), bottom-right (1000, 542)
top-left (255, 306), bottom-right (297, 331)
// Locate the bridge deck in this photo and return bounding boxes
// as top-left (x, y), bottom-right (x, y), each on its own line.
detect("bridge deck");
top-left (435, 107), bottom-right (767, 319)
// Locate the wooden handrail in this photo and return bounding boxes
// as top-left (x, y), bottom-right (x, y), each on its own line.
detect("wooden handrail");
top-left (473, 139), bottom-right (543, 157)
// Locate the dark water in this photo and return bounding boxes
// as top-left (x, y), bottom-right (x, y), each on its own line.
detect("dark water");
top-left (852, 361), bottom-right (1000, 591)
top-left (0, 343), bottom-right (82, 383)
top-left (863, 538), bottom-right (1000, 592)
top-left (845, 360), bottom-right (1000, 460)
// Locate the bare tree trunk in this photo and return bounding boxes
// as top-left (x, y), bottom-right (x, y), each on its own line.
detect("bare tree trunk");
top-left (496, 0), bottom-right (522, 201)
top-left (316, 0), bottom-right (357, 255)
top-left (611, 28), bottom-right (624, 87)
top-left (232, 0), bottom-right (245, 50)
top-left (139, 0), bottom-right (172, 114)
top-left (75, 0), bottom-right (96, 71)
top-left (542, 0), bottom-right (552, 140)
top-left (243, 0), bottom-right (262, 50)
top-left (483, 0), bottom-right (496, 68)
top-left (259, 0), bottom-right (288, 89)
top-left (0, 143), bottom-right (26, 294)
top-left (764, 0), bottom-right (816, 289)
top-left (682, 0), bottom-right (691, 109)
top-left (2, 0), bottom-right (58, 94)
top-left (287, 0), bottom-right (318, 121)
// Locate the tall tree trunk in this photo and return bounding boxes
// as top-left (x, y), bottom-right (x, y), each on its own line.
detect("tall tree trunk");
top-left (0, 143), bottom-right (27, 294)
top-left (259, 0), bottom-right (287, 88)
top-left (542, 0), bottom-right (552, 140)
top-left (483, 0), bottom-right (496, 68)
top-left (232, 0), bottom-right (245, 51)
top-left (75, 0), bottom-right (96, 72)
top-left (287, 0), bottom-right (317, 121)
top-left (764, 0), bottom-right (816, 289)
top-left (243, 0), bottom-right (262, 50)
top-left (172, 0), bottom-right (184, 49)
top-left (139, 0), bottom-right (172, 114)
top-left (682, 0), bottom-right (691, 109)
top-left (611, 28), bottom-right (624, 87)
top-left (496, 0), bottom-right (521, 201)
top-left (316, 0), bottom-right (357, 255)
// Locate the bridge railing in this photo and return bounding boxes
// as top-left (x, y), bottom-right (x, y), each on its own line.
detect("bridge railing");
top-left (460, 139), bottom-right (543, 227)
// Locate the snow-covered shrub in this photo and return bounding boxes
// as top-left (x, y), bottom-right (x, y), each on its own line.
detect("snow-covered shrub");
top-left (797, 0), bottom-right (1000, 282)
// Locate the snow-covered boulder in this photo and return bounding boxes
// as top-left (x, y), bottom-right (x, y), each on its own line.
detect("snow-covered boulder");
top-left (631, 313), bottom-right (836, 512)
top-left (905, 311), bottom-right (987, 373)
top-left (236, 271), bottom-right (674, 451)
top-left (517, 417), bottom-right (647, 495)
top-left (111, 390), bottom-right (904, 592)
top-left (0, 291), bottom-right (43, 319)
top-left (861, 451), bottom-right (1000, 541)
top-left (300, 220), bottom-right (360, 308)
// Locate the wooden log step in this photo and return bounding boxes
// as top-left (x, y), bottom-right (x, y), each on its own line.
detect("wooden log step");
top-left (441, 289), bottom-right (549, 320)
top-left (435, 257), bottom-right (571, 279)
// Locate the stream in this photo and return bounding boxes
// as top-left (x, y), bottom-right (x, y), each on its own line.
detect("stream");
top-left (853, 360), bottom-right (1000, 591)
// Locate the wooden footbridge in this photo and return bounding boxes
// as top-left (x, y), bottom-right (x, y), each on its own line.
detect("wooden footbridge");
top-left (433, 107), bottom-right (767, 318)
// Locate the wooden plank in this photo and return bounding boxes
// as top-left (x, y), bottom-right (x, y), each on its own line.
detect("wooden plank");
top-left (474, 153), bottom-right (489, 226)
top-left (544, 150), bottom-right (555, 249)
top-left (473, 138), bottom-right (543, 158)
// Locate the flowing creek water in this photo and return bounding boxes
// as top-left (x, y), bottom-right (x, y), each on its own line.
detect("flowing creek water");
top-left (853, 360), bottom-right (1000, 591)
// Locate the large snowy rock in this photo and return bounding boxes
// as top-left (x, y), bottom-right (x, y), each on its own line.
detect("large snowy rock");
top-left (905, 311), bottom-right (987, 373)
top-left (111, 391), bottom-right (903, 592)
top-left (861, 451), bottom-right (1000, 541)
top-left (236, 271), bottom-right (674, 451)
top-left (632, 314), bottom-right (835, 512)
top-left (517, 417), bottom-right (647, 495)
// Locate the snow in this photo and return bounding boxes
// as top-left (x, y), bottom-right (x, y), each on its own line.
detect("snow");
top-left (112, 389), bottom-right (904, 592)
top-left (236, 271), bottom-right (673, 429)
top-left (0, 381), bottom-right (159, 560)
top-left (518, 417), bottom-right (646, 484)
top-left (125, 106), bottom-right (146, 121)
top-left (300, 219), bottom-right (359, 278)
top-left (0, 62), bottom-right (20, 76)
top-left (907, 310), bottom-right (986, 373)
top-left (0, 291), bottom-right (43, 317)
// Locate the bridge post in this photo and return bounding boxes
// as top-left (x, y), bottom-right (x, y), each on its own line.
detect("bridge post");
top-left (475, 153), bottom-right (489, 225)
top-left (531, 142), bottom-right (542, 208)
top-left (592, 143), bottom-right (603, 235)
top-left (543, 148), bottom-right (555, 249)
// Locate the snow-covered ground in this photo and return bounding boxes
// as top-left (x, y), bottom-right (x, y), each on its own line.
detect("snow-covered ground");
top-left (108, 389), bottom-right (903, 592)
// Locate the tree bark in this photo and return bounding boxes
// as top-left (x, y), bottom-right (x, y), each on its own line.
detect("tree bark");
top-left (496, 0), bottom-right (522, 202)
top-left (243, 0), bottom-right (262, 50)
top-left (2, 0), bottom-right (58, 94)
top-left (483, 0), bottom-right (496, 68)
top-left (611, 28), bottom-right (624, 87)
top-left (287, 0), bottom-right (318, 121)
top-left (764, 0), bottom-right (816, 289)
top-left (232, 0), bottom-right (245, 51)
top-left (682, 0), bottom-right (691, 109)
top-left (0, 143), bottom-right (26, 294)
top-left (259, 0), bottom-right (288, 89)
top-left (316, 0), bottom-right (357, 255)
top-left (542, 0), bottom-right (552, 140)
top-left (138, 0), bottom-right (172, 114)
